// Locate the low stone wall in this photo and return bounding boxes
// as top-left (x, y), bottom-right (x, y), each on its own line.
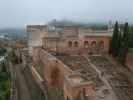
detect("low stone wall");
top-left (31, 66), bottom-right (45, 90)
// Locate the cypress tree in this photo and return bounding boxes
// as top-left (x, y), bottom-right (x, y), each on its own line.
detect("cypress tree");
top-left (130, 32), bottom-right (133, 47)
top-left (124, 22), bottom-right (129, 63)
top-left (118, 32), bottom-right (125, 64)
top-left (123, 22), bottom-right (130, 47)
top-left (128, 27), bottom-right (133, 47)
top-left (112, 21), bottom-right (119, 57)
top-left (112, 22), bottom-right (131, 65)
top-left (119, 22), bottom-right (129, 64)
top-left (123, 23), bottom-right (129, 38)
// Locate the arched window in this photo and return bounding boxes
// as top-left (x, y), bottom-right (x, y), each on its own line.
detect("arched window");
top-left (68, 41), bottom-right (72, 47)
top-left (84, 41), bottom-right (89, 48)
top-left (91, 41), bottom-right (96, 47)
top-left (99, 41), bottom-right (104, 49)
top-left (74, 41), bottom-right (78, 47)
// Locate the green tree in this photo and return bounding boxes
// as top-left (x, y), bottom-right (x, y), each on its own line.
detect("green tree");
top-left (118, 22), bottom-right (130, 64)
top-left (118, 41), bottom-right (126, 64)
top-left (0, 70), bottom-right (10, 100)
top-left (111, 21), bottom-right (120, 57)
top-left (1, 63), bottom-right (7, 73)
top-left (111, 22), bottom-right (130, 65)
top-left (128, 26), bottom-right (133, 47)
top-left (123, 22), bottom-right (130, 47)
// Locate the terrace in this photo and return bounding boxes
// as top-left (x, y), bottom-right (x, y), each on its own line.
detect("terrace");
top-left (55, 54), bottom-right (104, 88)
top-left (89, 55), bottom-right (133, 100)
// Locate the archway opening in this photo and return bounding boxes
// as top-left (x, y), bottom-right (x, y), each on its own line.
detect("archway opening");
top-left (99, 41), bottom-right (104, 49)
top-left (84, 41), bottom-right (89, 48)
top-left (74, 41), bottom-right (79, 47)
top-left (68, 41), bottom-right (72, 47)
top-left (91, 41), bottom-right (96, 47)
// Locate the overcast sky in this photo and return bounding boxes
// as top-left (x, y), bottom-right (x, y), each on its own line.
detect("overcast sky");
top-left (0, 0), bottom-right (133, 28)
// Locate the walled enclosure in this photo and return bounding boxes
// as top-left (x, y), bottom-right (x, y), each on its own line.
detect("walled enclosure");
top-left (32, 47), bottom-right (97, 100)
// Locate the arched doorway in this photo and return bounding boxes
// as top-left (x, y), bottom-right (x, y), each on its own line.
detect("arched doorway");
top-left (84, 41), bottom-right (89, 48)
top-left (91, 41), bottom-right (96, 48)
top-left (99, 41), bottom-right (104, 53)
top-left (68, 41), bottom-right (72, 48)
top-left (99, 41), bottom-right (104, 49)
top-left (74, 41), bottom-right (79, 47)
top-left (91, 41), bottom-right (97, 54)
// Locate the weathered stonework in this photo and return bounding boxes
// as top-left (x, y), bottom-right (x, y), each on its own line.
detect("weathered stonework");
top-left (31, 48), bottom-right (115, 100)
top-left (27, 24), bottom-right (113, 56)
top-left (27, 22), bottom-right (114, 100)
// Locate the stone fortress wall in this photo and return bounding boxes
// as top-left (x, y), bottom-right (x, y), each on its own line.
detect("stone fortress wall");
top-left (27, 21), bottom-right (114, 100)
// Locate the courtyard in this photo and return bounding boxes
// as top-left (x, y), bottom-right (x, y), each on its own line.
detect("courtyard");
top-left (89, 55), bottom-right (133, 100)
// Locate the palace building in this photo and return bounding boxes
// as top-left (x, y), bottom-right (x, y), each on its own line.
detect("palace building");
top-left (27, 22), bottom-right (113, 56)
top-left (26, 21), bottom-right (116, 100)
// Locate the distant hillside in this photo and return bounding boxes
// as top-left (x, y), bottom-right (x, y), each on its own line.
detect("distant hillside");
top-left (0, 28), bottom-right (27, 39)
top-left (48, 19), bottom-right (84, 26)
top-left (48, 19), bottom-right (108, 30)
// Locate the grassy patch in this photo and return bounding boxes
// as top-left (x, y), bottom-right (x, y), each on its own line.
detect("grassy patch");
top-left (0, 64), bottom-right (10, 100)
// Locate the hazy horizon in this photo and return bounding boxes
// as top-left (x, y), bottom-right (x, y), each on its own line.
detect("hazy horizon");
top-left (0, 0), bottom-right (133, 28)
